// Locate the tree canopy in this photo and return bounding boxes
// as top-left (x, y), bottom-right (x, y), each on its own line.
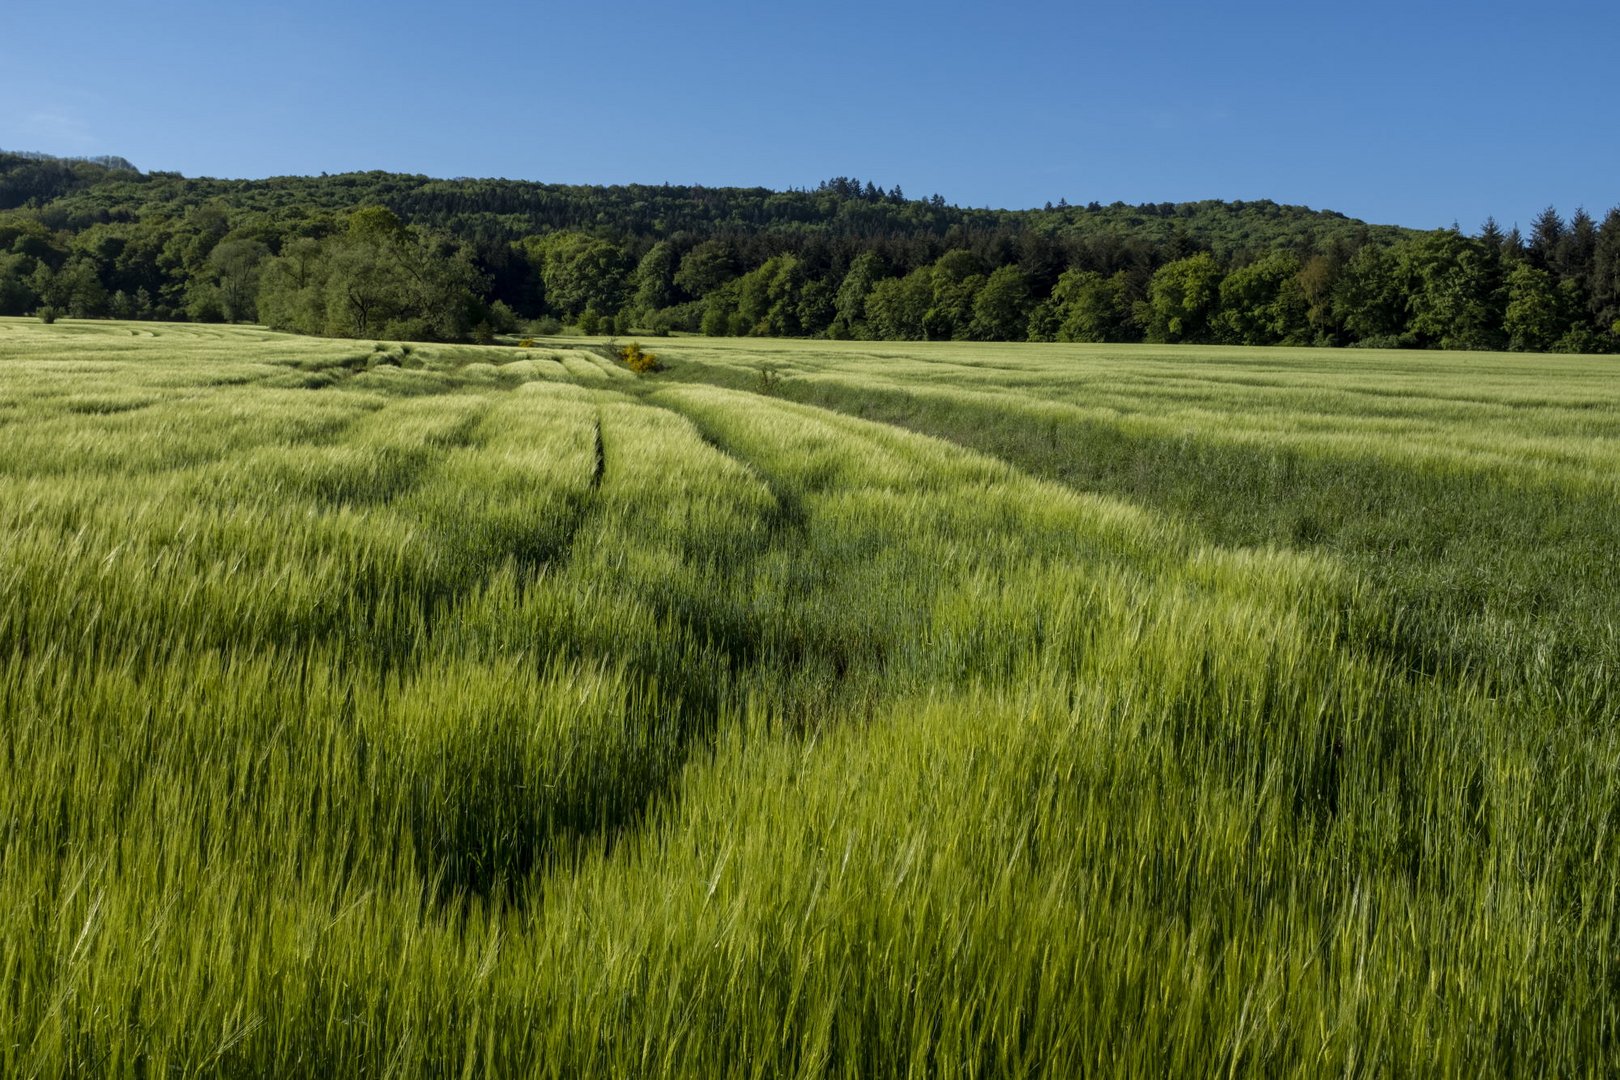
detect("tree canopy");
top-left (1, 150), bottom-right (1615, 352)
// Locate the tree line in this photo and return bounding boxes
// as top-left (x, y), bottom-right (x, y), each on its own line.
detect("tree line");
top-left (1, 151), bottom-right (1615, 352)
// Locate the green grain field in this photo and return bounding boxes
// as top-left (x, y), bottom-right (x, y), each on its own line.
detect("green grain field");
top-left (2, 318), bottom-right (1618, 1077)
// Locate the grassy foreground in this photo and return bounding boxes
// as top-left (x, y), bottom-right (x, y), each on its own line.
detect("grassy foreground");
top-left (2, 319), bottom-right (1618, 1077)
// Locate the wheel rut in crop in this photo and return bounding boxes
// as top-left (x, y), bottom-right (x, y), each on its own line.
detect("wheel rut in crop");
top-left (410, 403), bottom-right (783, 906)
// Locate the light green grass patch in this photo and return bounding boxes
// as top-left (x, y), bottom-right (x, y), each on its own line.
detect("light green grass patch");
top-left (2, 320), bottom-right (1617, 1077)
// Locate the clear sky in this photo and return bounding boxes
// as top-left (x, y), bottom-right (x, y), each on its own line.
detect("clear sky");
top-left (3, 0), bottom-right (1615, 231)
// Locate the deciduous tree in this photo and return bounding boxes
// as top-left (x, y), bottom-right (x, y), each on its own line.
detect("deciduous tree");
top-left (1145, 252), bottom-right (1222, 343)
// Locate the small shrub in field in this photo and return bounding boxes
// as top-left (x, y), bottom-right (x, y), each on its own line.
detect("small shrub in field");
top-left (38, 305), bottom-right (59, 324)
top-left (621, 341), bottom-right (660, 374)
top-left (488, 299), bottom-right (520, 333)
top-left (518, 338), bottom-right (536, 349)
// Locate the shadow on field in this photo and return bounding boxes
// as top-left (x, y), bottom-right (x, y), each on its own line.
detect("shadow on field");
top-left (710, 372), bottom-right (1620, 720)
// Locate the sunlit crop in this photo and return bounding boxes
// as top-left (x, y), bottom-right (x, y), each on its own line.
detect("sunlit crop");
top-left (3, 319), bottom-right (1618, 1076)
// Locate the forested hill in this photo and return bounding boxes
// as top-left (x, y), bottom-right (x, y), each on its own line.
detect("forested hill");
top-left (0, 149), bottom-right (142, 207)
top-left (2, 149), bottom-right (1617, 353)
top-left (3, 153), bottom-right (1397, 256)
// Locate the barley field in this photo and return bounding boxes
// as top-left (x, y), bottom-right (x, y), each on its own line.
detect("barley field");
top-left (2, 319), bottom-right (1618, 1077)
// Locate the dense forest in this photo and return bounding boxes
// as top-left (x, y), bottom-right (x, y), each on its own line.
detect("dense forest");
top-left (2, 149), bottom-right (1616, 352)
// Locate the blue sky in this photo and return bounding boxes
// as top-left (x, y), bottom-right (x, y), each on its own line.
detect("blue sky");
top-left (3, 0), bottom-right (1616, 231)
